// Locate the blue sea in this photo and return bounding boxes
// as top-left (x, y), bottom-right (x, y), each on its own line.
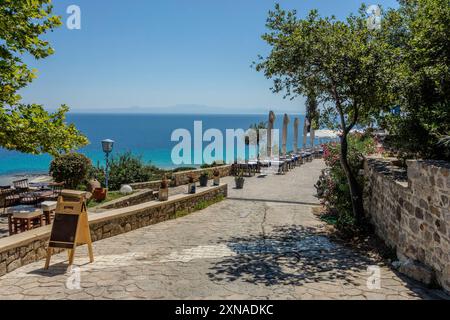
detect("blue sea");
top-left (0, 113), bottom-right (320, 176)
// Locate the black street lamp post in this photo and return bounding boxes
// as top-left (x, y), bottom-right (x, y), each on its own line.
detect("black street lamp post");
top-left (101, 139), bottom-right (114, 189)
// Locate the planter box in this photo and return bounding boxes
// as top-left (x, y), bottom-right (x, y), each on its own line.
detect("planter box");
top-left (158, 188), bottom-right (169, 201)
top-left (188, 183), bottom-right (196, 194)
top-left (199, 175), bottom-right (209, 187)
top-left (235, 178), bottom-right (245, 189)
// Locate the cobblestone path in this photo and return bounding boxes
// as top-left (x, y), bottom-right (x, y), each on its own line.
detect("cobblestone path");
top-left (0, 160), bottom-right (446, 300)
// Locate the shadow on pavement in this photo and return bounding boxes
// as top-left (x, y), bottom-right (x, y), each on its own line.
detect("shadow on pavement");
top-left (227, 197), bottom-right (320, 206)
top-left (207, 225), bottom-right (442, 299)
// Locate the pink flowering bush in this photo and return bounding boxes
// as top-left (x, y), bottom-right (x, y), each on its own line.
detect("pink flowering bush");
top-left (316, 133), bottom-right (376, 235)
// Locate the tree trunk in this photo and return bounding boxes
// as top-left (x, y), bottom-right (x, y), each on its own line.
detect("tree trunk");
top-left (339, 132), bottom-right (365, 224)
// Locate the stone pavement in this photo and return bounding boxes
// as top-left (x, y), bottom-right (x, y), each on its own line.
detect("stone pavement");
top-left (0, 160), bottom-right (447, 300)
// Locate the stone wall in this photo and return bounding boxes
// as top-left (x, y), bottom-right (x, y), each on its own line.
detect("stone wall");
top-left (128, 180), bottom-right (167, 191)
top-left (129, 165), bottom-right (233, 190)
top-left (171, 165), bottom-right (232, 187)
top-left (364, 157), bottom-right (450, 292)
top-left (91, 189), bottom-right (156, 210)
top-left (0, 184), bottom-right (228, 277)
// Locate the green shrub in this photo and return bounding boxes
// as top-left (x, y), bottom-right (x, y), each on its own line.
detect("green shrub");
top-left (91, 152), bottom-right (165, 191)
top-left (49, 153), bottom-right (92, 189)
top-left (171, 167), bottom-right (197, 173)
top-left (200, 161), bottom-right (225, 169)
top-left (316, 133), bottom-right (376, 236)
top-left (382, 114), bottom-right (450, 162)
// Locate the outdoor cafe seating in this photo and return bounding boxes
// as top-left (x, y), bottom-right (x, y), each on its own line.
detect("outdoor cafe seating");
top-left (0, 179), bottom-right (63, 235)
top-left (234, 161), bottom-right (259, 177)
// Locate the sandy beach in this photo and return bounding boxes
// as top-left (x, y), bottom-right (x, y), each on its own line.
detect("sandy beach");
top-left (0, 174), bottom-right (52, 187)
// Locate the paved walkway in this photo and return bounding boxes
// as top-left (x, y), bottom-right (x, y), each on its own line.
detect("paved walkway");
top-left (0, 160), bottom-right (446, 300)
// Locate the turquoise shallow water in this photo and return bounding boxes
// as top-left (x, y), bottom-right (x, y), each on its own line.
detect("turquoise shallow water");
top-left (0, 113), bottom-right (321, 176)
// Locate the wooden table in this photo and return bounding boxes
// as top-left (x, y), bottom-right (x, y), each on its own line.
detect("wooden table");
top-left (6, 206), bottom-right (44, 235)
top-left (40, 201), bottom-right (57, 225)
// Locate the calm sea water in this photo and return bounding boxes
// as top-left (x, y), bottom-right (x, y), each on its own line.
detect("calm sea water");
top-left (0, 113), bottom-right (319, 176)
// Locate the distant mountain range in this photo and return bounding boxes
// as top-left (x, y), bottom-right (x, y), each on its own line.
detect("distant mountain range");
top-left (70, 104), bottom-right (304, 115)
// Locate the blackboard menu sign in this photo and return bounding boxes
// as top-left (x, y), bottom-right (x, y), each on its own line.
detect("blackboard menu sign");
top-left (45, 195), bottom-right (94, 269)
top-left (48, 213), bottom-right (80, 249)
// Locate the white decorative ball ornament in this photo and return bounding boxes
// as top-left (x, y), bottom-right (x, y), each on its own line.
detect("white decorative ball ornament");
top-left (120, 185), bottom-right (133, 195)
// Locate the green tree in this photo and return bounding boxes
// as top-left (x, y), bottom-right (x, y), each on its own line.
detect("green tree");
top-left (246, 121), bottom-right (267, 144)
top-left (49, 153), bottom-right (92, 189)
top-left (91, 152), bottom-right (164, 190)
top-left (0, 0), bottom-right (88, 156)
top-left (306, 89), bottom-right (319, 130)
top-left (379, 0), bottom-right (450, 160)
top-left (255, 4), bottom-right (390, 223)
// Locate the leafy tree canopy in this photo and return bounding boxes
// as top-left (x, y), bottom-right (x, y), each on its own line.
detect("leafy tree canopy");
top-left (0, 0), bottom-right (88, 156)
top-left (380, 0), bottom-right (450, 160)
top-left (255, 4), bottom-right (391, 133)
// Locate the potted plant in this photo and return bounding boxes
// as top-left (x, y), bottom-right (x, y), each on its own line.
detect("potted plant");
top-left (199, 172), bottom-right (209, 187)
top-left (188, 175), bottom-right (196, 194)
top-left (159, 175), bottom-right (169, 201)
top-left (235, 170), bottom-right (245, 189)
top-left (93, 187), bottom-right (107, 202)
top-left (213, 169), bottom-right (220, 186)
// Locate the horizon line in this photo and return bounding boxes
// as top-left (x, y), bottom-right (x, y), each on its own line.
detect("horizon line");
top-left (66, 111), bottom-right (306, 115)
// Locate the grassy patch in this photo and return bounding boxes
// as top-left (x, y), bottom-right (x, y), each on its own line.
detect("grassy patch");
top-left (194, 194), bottom-right (224, 211)
top-left (175, 209), bottom-right (189, 219)
top-left (173, 194), bottom-right (225, 219)
top-left (87, 191), bottom-right (133, 208)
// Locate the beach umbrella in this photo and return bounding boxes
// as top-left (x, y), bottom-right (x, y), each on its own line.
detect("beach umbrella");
top-left (281, 114), bottom-right (290, 156)
top-left (293, 117), bottom-right (299, 154)
top-left (303, 117), bottom-right (310, 149)
top-left (308, 130), bottom-right (339, 144)
top-left (267, 111), bottom-right (275, 158)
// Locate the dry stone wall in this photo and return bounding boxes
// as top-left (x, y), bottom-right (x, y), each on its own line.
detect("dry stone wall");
top-left (364, 158), bottom-right (450, 292)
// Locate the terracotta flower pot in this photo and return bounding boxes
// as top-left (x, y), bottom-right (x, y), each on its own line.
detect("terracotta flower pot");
top-left (93, 187), bottom-right (107, 201)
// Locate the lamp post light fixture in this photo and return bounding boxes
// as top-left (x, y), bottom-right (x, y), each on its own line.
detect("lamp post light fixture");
top-left (101, 139), bottom-right (114, 189)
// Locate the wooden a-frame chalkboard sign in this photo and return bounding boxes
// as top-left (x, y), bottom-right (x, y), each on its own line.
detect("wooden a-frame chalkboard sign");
top-left (45, 193), bottom-right (94, 269)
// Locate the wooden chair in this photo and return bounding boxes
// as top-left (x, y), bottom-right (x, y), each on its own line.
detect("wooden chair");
top-left (2, 189), bottom-right (20, 215)
top-left (49, 183), bottom-right (64, 200)
top-left (19, 192), bottom-right (40, 207)
top-left (13, 179), bottom-right (29, 191)
top-left (0, 188), bottom-right (11, 211)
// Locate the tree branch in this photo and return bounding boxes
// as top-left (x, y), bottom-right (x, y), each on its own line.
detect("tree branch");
top-left (345, 103), bottom-right (359, 134)
top-left (331, 81), bottom-right (347, 134)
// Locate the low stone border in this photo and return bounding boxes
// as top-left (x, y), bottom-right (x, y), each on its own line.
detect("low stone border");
top-left (129, 165), bottom-right (232, 190)
top-left (0, 184), bottom-right (228, 277)
top-left (90, 189), bottom-right (156, 210)
top-left (128, 180), bottom-right (166, 191)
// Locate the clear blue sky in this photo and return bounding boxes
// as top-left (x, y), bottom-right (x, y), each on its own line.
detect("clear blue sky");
top-left (19, 0), bottom-right (399, 114)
